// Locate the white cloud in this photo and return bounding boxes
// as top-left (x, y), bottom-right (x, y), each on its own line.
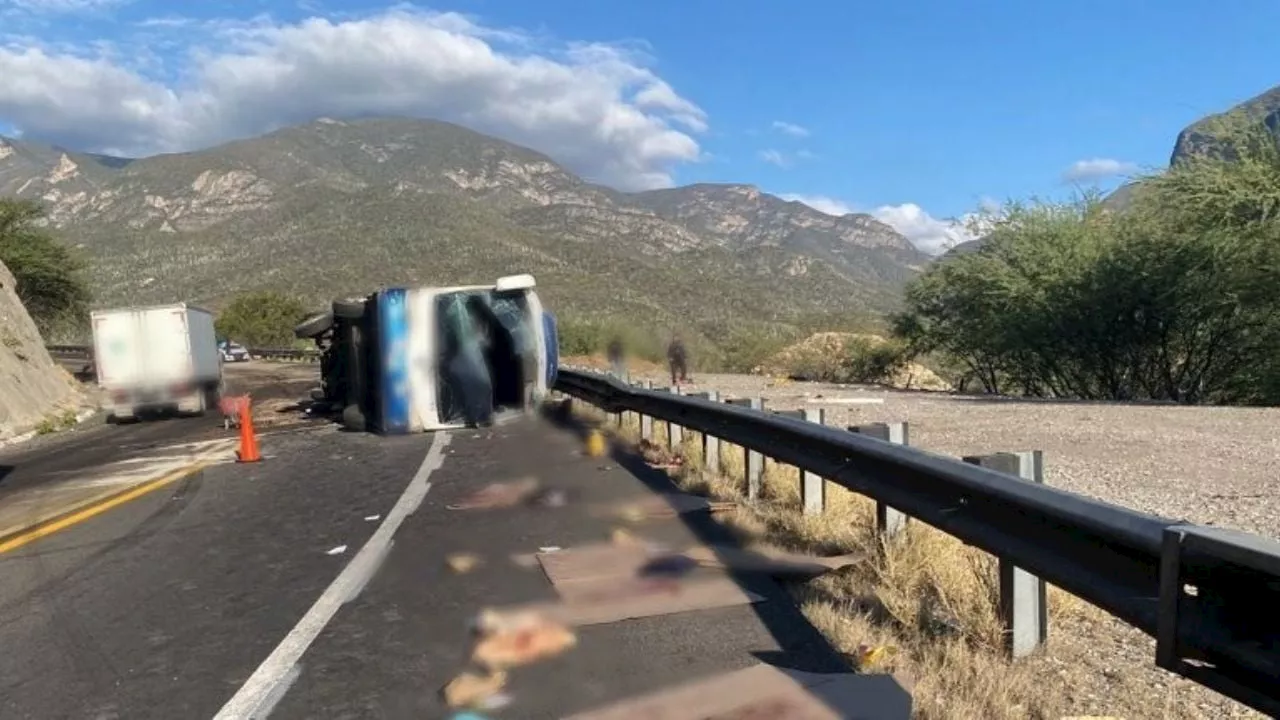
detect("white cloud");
top-left (869, 203), bottom-right (985, 255)
top-left (771, 120), bottom-right (809, 138)
top-left (759, 148), bottom-right (817, 169)
top-left (1062, 157), bottom-right (1138, 183)
top-left (781, 194), bottom-right (985, 255)
top-left (759, 149), bottom-right (790, 168)
top-left (780, 193), bottom-right (852, 216)
top-left (0, 8), bottom-right (707, 190)
top-left (1, 0), bottom-right (122, 12)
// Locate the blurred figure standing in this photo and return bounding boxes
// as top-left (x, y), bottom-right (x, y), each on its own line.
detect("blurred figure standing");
top-left (606, 335), bottom-right (627, 381)
top-left (667, 334), bottom-right (689, 386)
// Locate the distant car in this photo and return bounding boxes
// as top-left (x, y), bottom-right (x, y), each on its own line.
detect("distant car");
top-left (218, 340), bottom-right (252, 363)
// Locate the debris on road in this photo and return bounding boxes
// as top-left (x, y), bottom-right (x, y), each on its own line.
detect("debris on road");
top-left (527, 487), bottom-right (570, 508)
top-left (447, 553), bottom-right (482, 574)
top-left (441, 669), bottom-right (508, 709)
top-left (502, 575), bottom-right (765, 627)
top-left (472, 607), bottom-right (548, 636)
top-left (562, 662), bottom-right (889, 719)
top-left (597, 493), bottom-right (736, 522)
top-left (585, 429), bottom-right (606, 457)
top-left (680, 545), bottom-right (862, 579)
top-left (509, 553), bottom-right (540, 568)
top-left (472, 616), bottom-right (578, 670)
top-left (363, 514), bottom-right (381, 522)
top-left (856, 643), bottom-right (894, 671)
top-left (610, 527), bottom-right (641, 546)
top-left (447, 477), bottom-right (541, 511)
top-left (538, 545), bottom-right (561, 553)
top-left (325, 545), bottom-right (347, 556)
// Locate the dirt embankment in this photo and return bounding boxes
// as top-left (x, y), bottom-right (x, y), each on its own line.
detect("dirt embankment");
top-left (0, 259), bottom-right (88, 442)
top-left (756, 332), bottom-right (952, 391)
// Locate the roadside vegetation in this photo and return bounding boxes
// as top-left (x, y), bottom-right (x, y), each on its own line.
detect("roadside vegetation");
top-left (213, 290), bottom-right (314, 348)
top-left (568, 403), bottom-right (1080, 719)
top-left (564, 117), bottom-right (1280, 408)
top-left (892, 116), bottom-right (1280, 405)
top-left (0, 199), bottom-right (92, 343)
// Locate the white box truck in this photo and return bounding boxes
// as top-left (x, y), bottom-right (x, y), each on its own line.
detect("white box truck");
top-left (90, 303), bottom-right (223, 421)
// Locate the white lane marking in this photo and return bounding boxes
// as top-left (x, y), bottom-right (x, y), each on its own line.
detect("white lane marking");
top-left (211, 431), bottom-right (452, 720)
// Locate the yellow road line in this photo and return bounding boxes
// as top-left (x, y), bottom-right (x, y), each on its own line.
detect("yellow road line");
top-left (0, 461), bottom-right (209, 555)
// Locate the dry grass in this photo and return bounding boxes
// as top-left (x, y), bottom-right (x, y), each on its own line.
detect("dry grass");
top-left (569, 400), bottom-right (1264, 720)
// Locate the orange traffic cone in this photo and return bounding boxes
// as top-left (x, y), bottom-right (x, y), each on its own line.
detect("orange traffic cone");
top-left (236, 397), bottom-right (262, 463)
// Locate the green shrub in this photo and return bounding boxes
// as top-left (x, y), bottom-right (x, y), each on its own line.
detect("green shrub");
top-left (214, 291), bottom-right (313, 348)
top-left (0, 199), bottom-right (92, 340)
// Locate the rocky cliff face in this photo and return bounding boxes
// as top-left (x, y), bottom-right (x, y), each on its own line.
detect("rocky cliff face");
top-left (1170, 84), bottom-right (1280, 166)
top-left (0, 259), bottom-right (84, 443)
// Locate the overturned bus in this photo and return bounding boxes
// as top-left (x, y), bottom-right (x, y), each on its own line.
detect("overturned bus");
top-left (296, 274), bottom-right (559, 433)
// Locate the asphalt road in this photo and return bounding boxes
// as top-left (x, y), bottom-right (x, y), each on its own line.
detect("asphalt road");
top-left (0, 425), bottom-right (424, 720)
top-left (0, 361), bottom-right (321, 501)
top-left (0, 394), bottom-right (902, 719)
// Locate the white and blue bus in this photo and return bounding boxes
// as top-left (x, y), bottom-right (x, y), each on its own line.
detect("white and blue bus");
top-left (368, 274), bottom-right (558, 433)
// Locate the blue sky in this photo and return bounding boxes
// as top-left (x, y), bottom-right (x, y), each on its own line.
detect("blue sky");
top-left (0, 0), bottom-right (1277, 252)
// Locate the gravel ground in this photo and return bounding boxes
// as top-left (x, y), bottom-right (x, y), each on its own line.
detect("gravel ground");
top-left (636, 371), bottom-right (1280, 540)
top-left (626, 369), bottom-right (1278, 719)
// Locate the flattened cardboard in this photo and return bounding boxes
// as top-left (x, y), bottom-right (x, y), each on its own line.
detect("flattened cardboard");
top-left (681, 545), bottom-right (862, 579)
top-left (565, 663), bottom-right (912, 720)
top-left (492, 575), bottom-right (765, 628)
top-left (592, 493), bottom-right (736, 521)
top-left (536, 542), bottom-right (658, 586)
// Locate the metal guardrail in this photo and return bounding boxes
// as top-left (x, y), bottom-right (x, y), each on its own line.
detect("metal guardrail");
top-left (554, 367), bottom-right (1280, 716)
top-left (45, 345), bottom-right (320, 363)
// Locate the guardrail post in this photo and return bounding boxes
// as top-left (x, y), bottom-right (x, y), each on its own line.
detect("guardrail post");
top-left (639, 380), bottom-right (654, 442)
top-left (725, 397), bottom-right (765, 501)
top-left (850, 423), bottom-right (910, 537)
top-left (688, 391), bottom-right (720, 474)
top-left (665, 386), bottom-right (684, 448)
top-left (963, 450), bottom-right (1048, 660)
top-left (799, 407), bottom-right (826, 515)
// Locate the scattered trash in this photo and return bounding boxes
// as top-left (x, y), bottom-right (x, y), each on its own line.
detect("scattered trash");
top-left (644, 457), bottom-right (685, 471)
top-left (610, 528), bottom-right (640, 546)
top-left (472, 608), bottom-right (548, 636)
top-left (680, 544), bottom-right (862, 579)
top-left (509, 553), bottom-right (540, 569)
top-left (856, 643), bottom-right (894, 670)
top-left (447, 553), bottom-right (482, 574)
top-left (441, 669), bottom-right (508, 709)
top-left (601, 493), bottom-right (736, 522)
top-left (447, 477), bottom-right (541, 511)
top-left (528, 487), bottom-right (570, 509)
top-left (472, 617), bottom-right (578, 670)
top-left (585, 429), bottom-right (606, 458)
top-left (326, 545), bottom-right (347, 556)
top-left (561, 662), bottom-right (878, 719)
top-left (480, 693), bottom-right (513, 711)
top-left (538, 546), bottom-right (562, 553)
top-left (640, 554), bottom-right (701, 578)
top-left (363, 514), bottom-right (381, 522)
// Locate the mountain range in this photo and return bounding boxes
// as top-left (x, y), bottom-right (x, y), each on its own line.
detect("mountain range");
top-left (0, 117), bottom-right (928, 345)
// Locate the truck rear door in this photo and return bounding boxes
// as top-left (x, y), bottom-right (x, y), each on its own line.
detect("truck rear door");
top-left (141, 307), bottom-right (194, 388)
top-left (93, 310), bottom-right (145, 388)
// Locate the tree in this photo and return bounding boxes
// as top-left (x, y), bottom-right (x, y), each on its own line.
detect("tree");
top-left (0, 199), bottom-right (92, 339)
top-left (214, 291), bottom-right (311, 348)
top-left (891, 179), bottom-right (1280, 404)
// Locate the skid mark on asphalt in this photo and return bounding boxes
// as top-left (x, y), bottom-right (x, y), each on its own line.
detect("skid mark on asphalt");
top-left (0, 438), bottom-right (239, 542)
